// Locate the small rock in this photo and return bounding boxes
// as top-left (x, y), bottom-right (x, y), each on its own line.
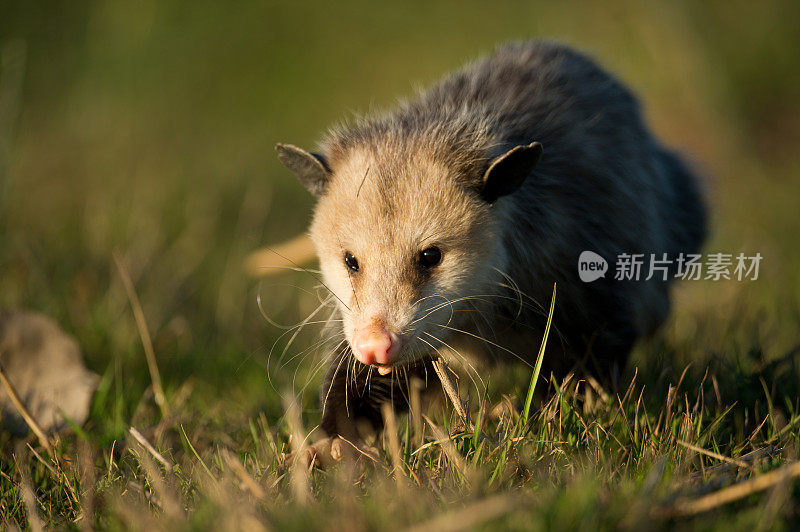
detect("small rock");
top-left (0, 310), bottom-right (99, 436)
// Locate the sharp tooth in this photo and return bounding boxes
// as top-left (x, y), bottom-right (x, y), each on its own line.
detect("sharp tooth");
top-left (377, 365), bottom-right (392, 375)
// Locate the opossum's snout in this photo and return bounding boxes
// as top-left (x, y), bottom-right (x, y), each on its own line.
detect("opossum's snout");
top-left (352, 318), bottom-right (400, 374)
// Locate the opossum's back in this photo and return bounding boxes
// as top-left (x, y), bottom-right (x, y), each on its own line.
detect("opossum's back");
top-left (412, 41), bottom-right (643, 149)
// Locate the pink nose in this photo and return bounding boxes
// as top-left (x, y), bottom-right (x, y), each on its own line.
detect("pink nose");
top-left (353, 324), bottom-right (400, 366)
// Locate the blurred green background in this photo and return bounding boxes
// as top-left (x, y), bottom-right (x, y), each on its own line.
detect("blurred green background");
top-left (1, 0), bottom-right (798, 434)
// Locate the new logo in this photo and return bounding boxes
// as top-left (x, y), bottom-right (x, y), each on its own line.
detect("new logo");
top-left (578, 251), bottom-right (608, 282)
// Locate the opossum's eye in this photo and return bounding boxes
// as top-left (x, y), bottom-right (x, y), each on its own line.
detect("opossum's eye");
top-left (418, 247), bottom-right (442, 269)
top-left (344, 252), bottom-right (359, 273)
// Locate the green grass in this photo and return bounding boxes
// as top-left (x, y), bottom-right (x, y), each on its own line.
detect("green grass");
top-left (1, 0), bottom-right (800, 529)
top-left (2, 340), bottom-right (800, 529)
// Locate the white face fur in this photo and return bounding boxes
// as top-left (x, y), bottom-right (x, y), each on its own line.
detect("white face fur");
top-left (309, 148), bottom-right (506, 370)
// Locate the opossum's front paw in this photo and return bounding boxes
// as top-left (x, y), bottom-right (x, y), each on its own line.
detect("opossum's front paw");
top-left (290, 436), bottom-right (379, 469)
top-left (292, 437), bottom-right (345, 469)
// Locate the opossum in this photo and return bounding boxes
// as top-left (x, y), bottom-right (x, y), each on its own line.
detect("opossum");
top-left (276, 40), bottom-right (706, 461)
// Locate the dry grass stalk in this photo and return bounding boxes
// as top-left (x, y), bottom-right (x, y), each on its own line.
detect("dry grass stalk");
top-left (76, 442), bottom-right (96, 532)
top-left (283, 395), bottom-right (311, 504)
top-left (129, 427), bottom-right (173, 474)
top-left (221, 449), bottom-right (268, 502)
top-left (422, 415), bottom-right (469, 481)
top-left (585, 375), bottom-right (610, 403)
top-left (113, 252), bottom-right (169, 418)
top-left (410, 377), bottom-right (424, 448)
top-left (0, 363), bottom-right (53, 455)
top-left (404, 493), bottom-right (520, 532)
top-left (382, 403), bottom-right (408, 489)
top-left (676, 439), bottom-right (754, 471)
top-left (244, 234), bottom-right (316, 278)
top-left (664, 460), bottom-right (800, 517)
top-left (135, 450), bottom-right (182, 518)
top-left (19, 471), bottom-right (44, 532)
top-left (124, 480), bottom-right (163, 512)
top-left (432, 359), bottom-right (470, 429)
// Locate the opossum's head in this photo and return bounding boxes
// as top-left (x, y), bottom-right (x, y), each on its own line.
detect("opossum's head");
top-left (276, 140), bottom-right (541, 374)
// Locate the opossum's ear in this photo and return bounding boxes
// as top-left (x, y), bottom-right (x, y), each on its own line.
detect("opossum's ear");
top-left (481, 142), bottom-right (543, 203)
top-left (275, 143), bottom-right (331, 196)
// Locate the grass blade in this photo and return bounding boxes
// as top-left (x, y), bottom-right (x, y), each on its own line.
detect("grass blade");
top-left (521, 283), bottom-right (556, 427)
